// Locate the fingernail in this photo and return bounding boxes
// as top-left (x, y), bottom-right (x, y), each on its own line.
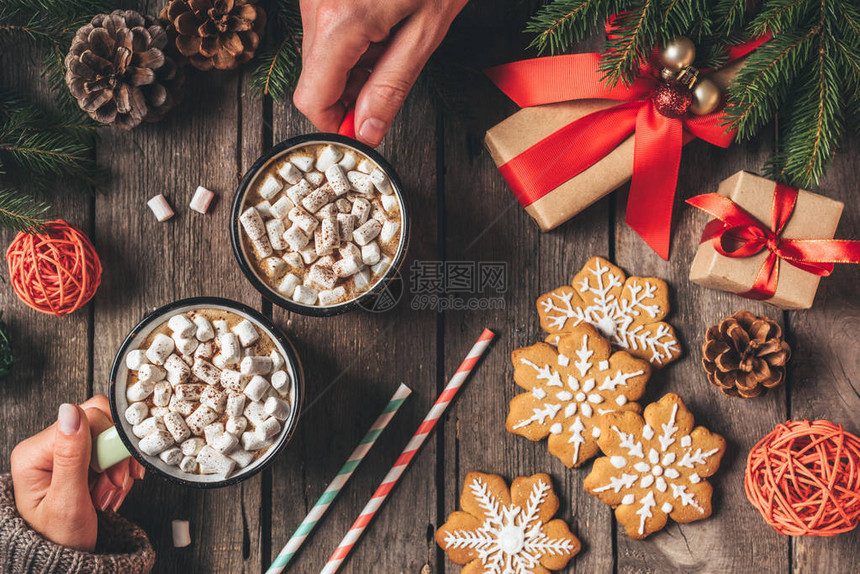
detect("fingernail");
top-left (58, 404), bottom-right (81, 435)
top-left (98, 489), bottom-right (116, 511)
top-left (132, 463), bottom-right (146, 480)
top-left (358, 118), bottom-right (387, 146)
top-left (123, 475), bottom-right (133, 492)
top-left (111, 491), bottom-right (127, 512)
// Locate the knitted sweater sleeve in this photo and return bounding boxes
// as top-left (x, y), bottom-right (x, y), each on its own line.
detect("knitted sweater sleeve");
top-left (0, 473), bottom-right (155, 574)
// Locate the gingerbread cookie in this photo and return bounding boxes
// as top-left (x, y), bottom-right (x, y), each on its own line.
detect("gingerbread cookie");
top-left (584, 393), bottom-right (726, 539)
top-left (537, 256), bottom-right (681, 368)
top-left (507, 324), bottom-right (651, 468)
top-left (437, 472), bottom-right (581, 574)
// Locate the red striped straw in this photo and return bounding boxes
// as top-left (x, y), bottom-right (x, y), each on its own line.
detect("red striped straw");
top-left (321, 329), bottom-right (495, 574)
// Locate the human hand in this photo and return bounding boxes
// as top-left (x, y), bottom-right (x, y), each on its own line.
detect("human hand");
top-left (295, 0), bottom-right (469, 146)
top-left (10, 395), bottom-right (145, 552)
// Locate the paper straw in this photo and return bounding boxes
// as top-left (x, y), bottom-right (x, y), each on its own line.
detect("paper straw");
top-left (266, 383), bottom-right (412, 573)
top-left (321, 329), bottom-right (495, 574)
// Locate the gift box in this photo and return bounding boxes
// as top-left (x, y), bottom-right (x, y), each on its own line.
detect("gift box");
top-left (484, 60), bottom-right (741, 235)
top-left (689, 171), bottom-right (845, 309)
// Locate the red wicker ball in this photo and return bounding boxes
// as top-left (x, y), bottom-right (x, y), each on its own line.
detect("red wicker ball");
top-left (6, 219), bottom-right (102, 317)
top-left (745, 420), bottom-right (860, 536)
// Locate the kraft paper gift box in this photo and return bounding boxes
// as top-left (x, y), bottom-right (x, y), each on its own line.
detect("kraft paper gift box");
top-left (689, 171), bottom-right (845, 310)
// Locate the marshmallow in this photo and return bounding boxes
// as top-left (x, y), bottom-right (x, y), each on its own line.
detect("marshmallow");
top-left (189, 358), bottom-right (219, 386)
top-left (217, 333), bottom-right (241, 363)
top-left (278, 161), bottom-right (303, 184)
top-left (307, 264), bottom-right (337, 290)
top-left (336, 198), bottom-right (353, 213)
top-left (314, 229), bottom-right (333, 257)
top-left (168, 397), bottom-right (195, 416)
top-left (126, 350), bottom-right (148, 370)
top-left (153, 380), bottom-right (173, 407)
top-left (302, 186), bottom-right (333, 213)
top-left (186, 405), bottom-right (219, 435)
top-left (133, 416), bottom-right (165, 438)
top-left (164, 354), bottom-right (191, 385)
top-left (261, 257), bottom-right (287, 278)
top-left (250, 235), bottom-right (273, 259)
top-left (283, 224), bottom-right (309, 252)
top-left (298, 245), bottom-right (318, 265)
top-left (226, 415), bottom-right (248, 436)
top-left (293, 285), bottom-right (318, 305)
top-left (353, 268), bottom-right (371, 291)
top-left (290, 154), bottom-right (315, 172)
top-left (370, 168), bottom-right (393, 194)
top-left (243, 401), bottom-right (268, 426)
top-left (178, 456), bottom-right (197, 474)
top-left (277, 273), bottom-right (301, 297)
top-left (214, 320), bottom-right (229, 336)
top-left (325, 165), bottom-right (351, 196)
top-left (258, 176), bottom-right (283, 200)
top-left (351, 197), bottom-right (371, 225)
top-left (315, 145), bottom-right (344, 171)
top-left (190, 186), bottom-right (215, 214)
top-left (317, 203), bottom-right (338, 220)
top-left (319, 216), bottom-right (340, 251)
top-left (333, 256), bottom-right (362, 277)
top-left (371, 207), bottom-right (387, 224)
top-left (137, 363), bottom-right (166, 383)
top-left (255, 200), bottom-right (273, 218)
top-left (193, 316), bottom-right (215, 342)
top-left (318, 287), bottom-right (347, 306)
top-left (213, 431), bottom-right (238, 454)
top-left (371, 255), bottom-right (392, 275)
top-left (220, 369), bottom-right (248, 392)
top-left (239, 207), bottom-right (266, 240)
top-left (196, 445), bottom-right (236, 477)
top-left (353, 219), bottom-right (382, 246)
top-left (146, 333), bottom-right (175, 365)
top-left (270, 370), bottom-right (290, 394)
top-left (147, 194), bottom-right (174, 222)
top-left (175, 383), bottom-right (206, 401)
top-left (241, 431), bottom-right (270, 451)
top-left (264, 396), bottom-right (290, 421)
top-left (380, 220), bottom-right (400, 243)
top-left (337, 213), bottom-right (355, 242)
top-left (286, 179), bottom-right (313, 205)
top-left (181, 437), bottom-right (205, 456)
top-left (159, 446), bottom-right (183, 466)
top-left (232, 320), bottom-right (259, 347)
top-left (283, 251), bottom-right (304, 270)
top-left (257, 417), bottom-right (282, 440)
top-left (270, 351), bottom-right (285, 371)
top-left (204, 422), bottom-right (226, 445)
top-left (243, 375), bottom-right (271, 402)
top-left (357, 158), bottom-right (375, 174)
top-left (173, 334), bottom-right (198, 357)
top-left (381, 193), bottom-right (399, 213)
top-left (125, 402), bottom-right (149, 426)
top-left (194, 340), bottom-right (215, 359)
top-left (200, 386), bottom-right (227, 413)
top-left (127, 380), bottom-right (155, 402)
top-left (266, 218), bottom-right (288, 251)
top-left (139, 430), bottom-right (174, 456)
top-left (269, 195), bottom-right (293, 220)
top-left (225, 392), bottom-right (246, 417)
top-left (288, 205), bottom-right (319, 233)
top-left (227, 449), bottom-right (255, 469)
top-left (163, 411), bottom-right (192, 443)
top-left (241, 355), bottom-right (273, 375)
top-left (305, 171), bottom-right (325, 187)
top-left (347, 171), bottom-right (374, 195)
top-left (339, 152), bottom-right (358, 172)
top-left (361, 242), bottom-right (381, 266)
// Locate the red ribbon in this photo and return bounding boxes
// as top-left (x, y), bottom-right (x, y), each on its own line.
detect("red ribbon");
top-left (486, 53), bottom-right (740, 260)
top-left (687, 183), bottom-right (860, 300)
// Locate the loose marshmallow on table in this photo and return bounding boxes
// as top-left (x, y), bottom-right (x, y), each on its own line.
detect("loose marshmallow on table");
top-left (147, 194), bottom-right (174, 222)
top-left (146, 333), bottom-right (175, 365)
top-left (190, 186), bottom-right (215, 214)
top-left (232, 320), bottom-right (259, 347)
top-left (172, 519), bottom-right (192, 547)
top-left (258, 176), bottom-right (283, 200)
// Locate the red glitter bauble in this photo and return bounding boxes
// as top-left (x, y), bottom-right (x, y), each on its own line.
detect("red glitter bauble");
top-left (745, 420), bottom-right (860, 536)
top-left (6, 220), bottom-right (102, 317)
top-left (652, 81), bottom-right (692, 118)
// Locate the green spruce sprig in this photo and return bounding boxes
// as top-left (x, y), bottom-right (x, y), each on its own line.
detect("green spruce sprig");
top-left (250, 0), bottom-right (303, 100)
top-left (0, 186), bottom-right (49, 233)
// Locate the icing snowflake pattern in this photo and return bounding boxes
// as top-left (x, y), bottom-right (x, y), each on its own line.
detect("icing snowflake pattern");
top-left (584, 393), bottom-right (726, 539)
top-left (437, 472), bottom-right (580, 574)
top-left (537, 256), bottom-right (681, 368)
top-left (507, 324), bottom-right (651, 468)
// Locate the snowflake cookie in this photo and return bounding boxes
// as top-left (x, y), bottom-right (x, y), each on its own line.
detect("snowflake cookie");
top-left (507, 324), bottom-right (651, 468)
top-left (436, 472), bottom-right (581, 574)
top-left (537, 256), bottom-right (681, 368)
top-left (583, 393), bottom-right (726, 539)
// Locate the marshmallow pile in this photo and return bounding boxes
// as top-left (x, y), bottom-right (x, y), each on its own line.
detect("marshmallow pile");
top-left (240, 143), bottom-right (402, 307)
top-left (124, 311), bottom-right (292, 478)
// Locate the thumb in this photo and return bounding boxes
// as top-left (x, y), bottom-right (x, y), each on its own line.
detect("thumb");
top-left (49, 404), bottom-right (93, 501)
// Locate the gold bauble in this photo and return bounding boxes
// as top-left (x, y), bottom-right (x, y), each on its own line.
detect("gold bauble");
top-left (658, 36), bottom-right (696, 72)
top-left (689, 78), bottom-right (721, 115)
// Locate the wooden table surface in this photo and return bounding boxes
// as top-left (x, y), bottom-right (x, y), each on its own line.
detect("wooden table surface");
top-left (1, 1), bottom-right (858, 573)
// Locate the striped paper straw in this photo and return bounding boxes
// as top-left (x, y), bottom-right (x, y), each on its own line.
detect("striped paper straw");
top-left (266, 383), bottom-right (412, 573)
top-left (321, 329), bottom-right (495, 574)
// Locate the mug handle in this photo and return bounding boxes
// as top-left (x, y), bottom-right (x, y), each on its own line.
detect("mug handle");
top-left (91, 426), bottom-right (132, 472)
top-left (337, 106), bottom-right (356, 138)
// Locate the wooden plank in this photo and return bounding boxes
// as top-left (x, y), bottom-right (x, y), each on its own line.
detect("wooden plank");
top-left (788, 135), bottom-right (860, 573)
top-left (267, 82), bottom-right (440, 571)
top-left (91, 62), bottom-right (264, 572)
top-left (613, 135), bottom-right (790, 572)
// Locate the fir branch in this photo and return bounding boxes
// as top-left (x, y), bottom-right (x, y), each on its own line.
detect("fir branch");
top-left (525, 0), bottom-right (626, 55)
top-left (250, 0), bottom-right (303, 100)
top-left (600, 0), bottom-right (662, 87)
top-left (0, 186), bottom-right (48, 233)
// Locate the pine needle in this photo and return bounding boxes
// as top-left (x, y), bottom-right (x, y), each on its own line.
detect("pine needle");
top-left (250, 0), bottom-right (303, 100)
top-left (0, 186), bottom-right (48, 233)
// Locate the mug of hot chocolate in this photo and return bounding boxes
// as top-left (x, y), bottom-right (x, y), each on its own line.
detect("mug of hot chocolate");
top-left (231, 134), bottom-right (409, 316)
top-left (93, 297), bottom-right (303, 487)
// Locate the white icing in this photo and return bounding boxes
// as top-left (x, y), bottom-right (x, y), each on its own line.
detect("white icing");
top-left (634, 462), bottom-right (650, 473)
top-left (664, 468), bottom-right (680, 479)
top-left (598, 360), bottom-right (609, 370)
top-left (661, 502), bottom-right (674, 514)
top-left (557, 354), bottom-right (570, 366)
top-left (567, 375), bottom-right (579, 391)
top-left (588, 393), bottom-right (604, 404)
top-left (539, 259), bottom-right (680, 365)
top-left (651, 465), bottom-right (663, 476)
top-left (556, 391), bottom-right (573, 401)
top-left (656, 477), bottom-right (667, 492)
top-left (649, 448), bottom-right (660, 464)
top-left (564, 403), bottom-right (577, 418)
top-left (575, 392), bottom-right (586, 402)
top-left (622, 494), bottom-right (635, 505)
top-left (637, 492), bottom-right (656, 534)
top-left (642, 424), bottom-right (655, 440)
top-left (550, 423), bottom-right (562, 435)
top-left (580, 403), bottom-right (593, 418)
top-left (592, 427), bottom-right (601, 438)
top-left (640, 474), bottom-right (654, 488)
top-left (582, 378), bottom-right (595, 393)
top-left (610, 456), bottom-right (627, 469)
top-left (688, 473), bottom-right (700, 484)
top-left (532, 387), bottom-right (547, 400)
top-left (680, 435), bottom-right (692, 448)
top-left (662, 452), bottom-right (676, 465)
top-left (616, 395), bottom-right (627, 406)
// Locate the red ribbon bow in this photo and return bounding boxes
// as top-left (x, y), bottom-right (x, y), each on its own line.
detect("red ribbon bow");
top-left (486, 53), bottom-right (741, 259)
top-left (687, 182), bottom-right (860, 300)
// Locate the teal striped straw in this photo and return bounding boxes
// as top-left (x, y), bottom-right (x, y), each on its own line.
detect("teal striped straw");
top-left (266, 383), bottom-right (411, 573)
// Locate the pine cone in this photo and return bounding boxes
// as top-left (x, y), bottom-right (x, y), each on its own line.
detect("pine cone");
top-left (702, 311), bottom-right (791, 398)
top-left (159, 0), bottom-right (266, 71)
top-left (65, 10), bottom-right (184, 130)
